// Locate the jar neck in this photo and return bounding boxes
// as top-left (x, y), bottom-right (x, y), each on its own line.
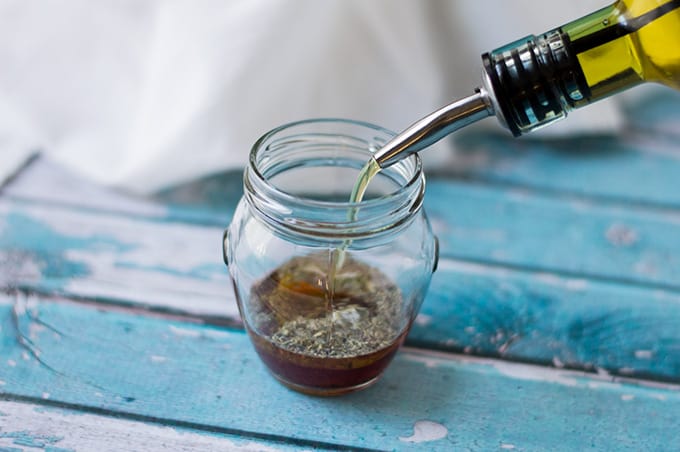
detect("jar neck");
top-left (245, 119), bottom-right (425, 246)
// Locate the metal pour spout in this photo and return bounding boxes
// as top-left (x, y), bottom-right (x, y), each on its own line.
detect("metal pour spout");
top-left (373, 88), bottom-right (494, 168)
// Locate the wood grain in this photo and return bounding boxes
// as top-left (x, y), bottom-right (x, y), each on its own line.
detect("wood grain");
top-left (0, 294), bottom-right (678, 451)
top-left (3, 194), bottom-right (680, 380)
top-left (434, 88), bottom-right (680, 207)
top-left (415, 260), bottom-right (680, 382)
top-left (0, 400), bottom-right (305, 452)
top-left (425, 178), bottom-right (680, 290)
top-left (0, 199), bottom-right (238, 320)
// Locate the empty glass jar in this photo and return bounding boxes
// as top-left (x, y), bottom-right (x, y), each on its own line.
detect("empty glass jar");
top-left (223, 119), bottom-right (438, 396)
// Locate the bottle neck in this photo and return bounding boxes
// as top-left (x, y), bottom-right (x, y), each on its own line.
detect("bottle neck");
top-left (482, 29), bottom-right (590, 136)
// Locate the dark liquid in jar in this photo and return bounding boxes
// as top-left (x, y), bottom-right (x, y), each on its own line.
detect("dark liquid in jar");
top-left (246, 252), bottom-right (406, 395)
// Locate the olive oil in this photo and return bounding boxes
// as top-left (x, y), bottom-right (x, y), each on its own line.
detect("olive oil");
top-left (564, 0), bottom-right (680, 101)
top-left (348, 158), bottom-right (382, 209)
top-left (331, 157), bottom-right (382, 270)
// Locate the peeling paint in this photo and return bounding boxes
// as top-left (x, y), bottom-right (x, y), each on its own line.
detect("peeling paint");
top-left (168, 325), bottom-right (202, 338)
top-left (605, 224), bottom-right (639, 247)
top-left (552, 357), bottom-right (565, 368)
top-left (0, 430), bottom-right (64, 449)
top-left (565, 279), bottom-right (588, 291)
top-left (399, 420), bottom-right (448, 443)
top-left (493, 361), bottom-right (579, 387)
top-left (414, 314), bottom-right (432, 326)
top-left (401, 353), bottom-right (440, 369)
top-left (634, 350), bottom-right (653, 359)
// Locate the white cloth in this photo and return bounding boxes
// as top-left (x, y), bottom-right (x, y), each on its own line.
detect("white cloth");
top-left (0, 0), bottom-right (624, 193)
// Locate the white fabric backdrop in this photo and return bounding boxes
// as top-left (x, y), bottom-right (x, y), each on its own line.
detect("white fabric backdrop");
top-left (0, 0), bottom-right (627, 193)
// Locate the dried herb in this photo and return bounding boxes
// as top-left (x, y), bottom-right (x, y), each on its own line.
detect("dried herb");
top-left (249, 251), bottom-right (404, 359)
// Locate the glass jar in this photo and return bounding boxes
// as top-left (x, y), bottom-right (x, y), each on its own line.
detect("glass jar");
top-left (223, 119), bottom-right (438, 396)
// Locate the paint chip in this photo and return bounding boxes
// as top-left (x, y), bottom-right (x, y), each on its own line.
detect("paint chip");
top-left (7, 359), bottom-right (16, 367)
top-left (605, 224), bottom-right (638, 247)
top-left (621, 394), bottom-right (634, 401)
top-left (565, 279), bottom-right (588, 291)
top-left (634, 350), bottom-right (653, 359)
top-left (399, 420), bottom-right (448, 443)
top-left (595, 367), bottom-right (610, 378)
top-left (501, 444), bottom-right (516, 449)
top-left (42, 392), bottom-right (50, 399)
top-left (169, 325), bottom-right (201, 338)
top-left (415, 314), bottom-right (432, 326)
top-left (0, 380), bottom-right (6, 386)
top-left (552, 357), bottom-right (565, 368)
top-left (150, 355), bottom-right (167, 363)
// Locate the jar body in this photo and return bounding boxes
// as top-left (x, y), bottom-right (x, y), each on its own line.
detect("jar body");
top-left (224, 119), bottom-right (437, 396)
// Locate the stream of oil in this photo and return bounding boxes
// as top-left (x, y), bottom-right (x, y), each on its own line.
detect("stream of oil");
top-left (330, 158), bottom-right (381, 267)
top-left (326, 157), bottom-right (382, 359)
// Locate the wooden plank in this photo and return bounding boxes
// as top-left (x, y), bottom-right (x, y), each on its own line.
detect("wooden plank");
top-left (6, 174), bottom-right (680, 299)
top-left (0, 295), bottom-right (678, 451)
top-left (3, 196), bottom-right (680, 380)
top-left (0, 400), bottom-right (306, 452)
top-left (11, 159), bottom-right (680, 290)
top-left (0, 200), bottom-right (238, 320)
top-left (438, 130), bottom-right (680, 208)
top-left (425, 179), bottom-right (680, 290)
top-left (435, 88), bottom-right (680, 207)
top-left (415, 260), bottom-right (680, 382)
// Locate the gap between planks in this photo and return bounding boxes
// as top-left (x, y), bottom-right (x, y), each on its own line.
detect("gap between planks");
top-left (0, 397), bottom-right (378, 452)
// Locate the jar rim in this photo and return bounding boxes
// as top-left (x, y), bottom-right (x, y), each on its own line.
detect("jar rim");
top-left (245, 118), bottom-right (425, 242)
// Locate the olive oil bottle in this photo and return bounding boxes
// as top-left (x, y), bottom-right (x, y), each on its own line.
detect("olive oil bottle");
top-left (484, 0), bottom-right (680, 136)
top-left (373, 0), bottom-right (680, 167)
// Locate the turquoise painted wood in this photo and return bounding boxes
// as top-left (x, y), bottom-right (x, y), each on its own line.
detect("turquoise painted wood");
top-left (443, 129), bottom-right (680, 208)
top-left (6, 175), bottom-right (680, 293)
top-left (425, 179), bottom-right (680, 290)
top-left (0, 199), bottom-right (238, 319)
top-left (1, 295), bottom-right (678, 451)
top-left (416, 260), bottom-right (680, 382)
top-left (3, 190), bottom-right (680, 381)
top-left (436, 88), bottom-right (680, 207)
top-left (0, 400), bottom-right (306, 452)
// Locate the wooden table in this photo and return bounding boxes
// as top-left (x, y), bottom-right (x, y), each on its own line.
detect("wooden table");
top-left (1, 91), bottom-right (680, 451)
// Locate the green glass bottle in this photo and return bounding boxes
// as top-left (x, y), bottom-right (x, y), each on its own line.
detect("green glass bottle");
top-left (373, 0), bottom-right (680, 167)
top-left (483, 0), bottom-right (680, 135)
